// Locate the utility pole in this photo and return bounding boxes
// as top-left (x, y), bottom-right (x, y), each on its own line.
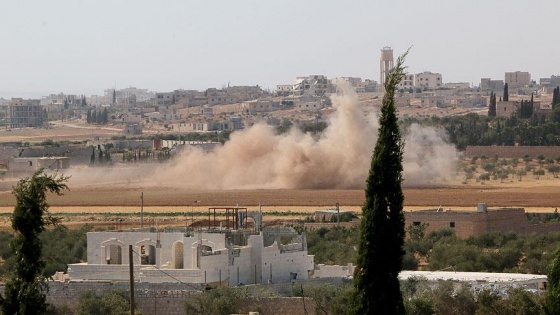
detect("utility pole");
top-left (140, 192), bottom-right (144, 228)
top-left (129, 245), bottom-right (135, 315)
top-left (336, 202), bottom-right (340, 226)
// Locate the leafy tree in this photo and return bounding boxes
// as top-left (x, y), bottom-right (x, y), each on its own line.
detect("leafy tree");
top-left (507, 287), bottom-right (545, 315)
top-left (0, 171), bottom-right (68, 315)
top-left (504, 83), bottom-right (509, 102)
top-left (184, 287), bottom-right (249, 315)
top-left (304, 284), bottom-right (354, 315)
top-left (402, 277), bottom-right (434, 315)
top-left (479, 172), bottom-right (491, 181)
top-left (432, 281), bottom-right (476, 315)
top-left (306, 226), bottom-right (359, 265)
top-left (352, 50), bottom-right (408, 315)
top-left (546, 248), bottom-right (560, 314)
top-left (77, 291), bottom-right (130, 315)
top-left (548, 164), bottom-right (560, 178)
top-left (533, 169), bottom-right (545, 180)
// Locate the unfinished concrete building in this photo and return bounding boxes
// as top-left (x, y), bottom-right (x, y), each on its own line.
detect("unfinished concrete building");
top-left (9, 98), bottom-right (45, 128)
top-left (68, 209), bottom-right (314, 285)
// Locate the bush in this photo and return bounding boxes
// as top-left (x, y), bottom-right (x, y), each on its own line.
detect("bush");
top-left (77, 291), bottom-right (130, 315)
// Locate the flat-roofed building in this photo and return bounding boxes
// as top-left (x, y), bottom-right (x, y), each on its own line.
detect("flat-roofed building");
top-left (9, 98), bottom-right (45, 128)
top-left (416, 71), bottom-right (442, 90)
top-left (480, 78), bottom-right (505, 94)
top-left (505, 71), bottom-right (531, 89)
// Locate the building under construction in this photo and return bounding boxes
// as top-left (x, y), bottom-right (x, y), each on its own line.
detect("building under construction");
top-left (68, 208), bottom-right (314, 286)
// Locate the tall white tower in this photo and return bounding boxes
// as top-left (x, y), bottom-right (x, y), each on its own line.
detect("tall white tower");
top-left (380, 47), bottom-right (394, 92)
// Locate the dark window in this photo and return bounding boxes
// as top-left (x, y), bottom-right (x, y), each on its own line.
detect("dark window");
top-left (413, 221), bottom-right (421, 226)
top-left (450, 222), bottom-right (456, 228)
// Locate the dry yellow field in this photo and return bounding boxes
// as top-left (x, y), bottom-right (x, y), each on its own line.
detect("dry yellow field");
top-left (1, 176), bottom-right (559, 230)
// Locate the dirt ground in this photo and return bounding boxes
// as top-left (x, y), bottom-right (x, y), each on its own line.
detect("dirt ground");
top-left (2, 176), bottom-right (559, 208)
top-left (1, 176), bottom-right (560, 230)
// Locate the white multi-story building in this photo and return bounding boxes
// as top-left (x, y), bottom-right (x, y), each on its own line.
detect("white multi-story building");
top-left (67, 224), bottom-right (314, 285)
top-left (292, 75), bottom-right (330, 97)
top-left (415, 71), bottom-right (442, 90)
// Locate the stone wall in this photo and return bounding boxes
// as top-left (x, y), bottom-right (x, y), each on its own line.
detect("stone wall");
top-left (0, 281), bottom-right (324, 315)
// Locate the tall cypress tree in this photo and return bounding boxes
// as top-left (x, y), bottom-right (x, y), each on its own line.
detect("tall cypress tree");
top-left (352, 50), bottom-right (408, 315)
top-left (503, 83), bottom-right (509, 102)
top-left (553, 86), bottom-right (559, 109)
top-left (488, 91), bottom-right (497, 117)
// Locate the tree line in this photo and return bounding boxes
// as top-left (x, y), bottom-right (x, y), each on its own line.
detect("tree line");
top-left (86, 108), bottom-right (109, 124)
top-left (404, 112), bottom-right (560, 150)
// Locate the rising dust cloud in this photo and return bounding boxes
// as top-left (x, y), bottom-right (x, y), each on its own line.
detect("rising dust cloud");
top-left (70, 81), bottom-right (458, 189)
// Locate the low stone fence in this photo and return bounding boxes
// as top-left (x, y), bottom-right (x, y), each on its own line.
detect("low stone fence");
top-left (0, 280), bottom-right (329, 315)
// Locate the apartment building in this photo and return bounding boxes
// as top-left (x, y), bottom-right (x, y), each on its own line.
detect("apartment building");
top-left (480, 78), bottom-right (505, 93)
top-left (416, 71), bottom-right (442, 90)
top-left (9, 98), bottom-right (45, 128)
top-left (505, 71), bottom-right (531, 89)
top-left (398, 74), bottom-right (415, 90)
top-left (292, 75), bottom-right (330, 97)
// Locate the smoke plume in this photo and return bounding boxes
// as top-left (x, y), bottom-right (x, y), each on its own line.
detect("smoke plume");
top-left (145, 81), bottom-right (458, 189)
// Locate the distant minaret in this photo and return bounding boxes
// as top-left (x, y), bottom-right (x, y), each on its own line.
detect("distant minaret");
top-left (380, 47), bottom-right (394, 93)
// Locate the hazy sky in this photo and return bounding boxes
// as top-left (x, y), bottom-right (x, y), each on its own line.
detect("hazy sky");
top-left (1, 0), bottom-right (557, 98)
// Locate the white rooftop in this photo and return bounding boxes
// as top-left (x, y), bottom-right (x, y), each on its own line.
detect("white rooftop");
top-left (399, 270), bottom-right (547, 284)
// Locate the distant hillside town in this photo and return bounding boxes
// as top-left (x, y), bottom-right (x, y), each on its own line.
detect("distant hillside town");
top-left (1, 46), bottom-right (560, 178)
top-left (0, 47), bottom-right (556, 135)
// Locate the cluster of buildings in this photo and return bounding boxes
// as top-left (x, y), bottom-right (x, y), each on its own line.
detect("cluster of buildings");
top-left (60, 205), bottom-right (550, 298)
top-left (2, 46), bottom-right (560, 133)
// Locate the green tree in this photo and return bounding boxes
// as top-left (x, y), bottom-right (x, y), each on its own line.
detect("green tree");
top-left (488, 91), bottom-right (497, 117)
top-left (0, 171), bottom-right (68, 315)
top-left (546, 248), bottom-right (560, 314)
top-left (504, 83), bottom-right (509, 102)
top-left (548, 164), bottom-right (560, 178)
top-left (352, 49), bottom-right (408, 315)
top-left (102, 107), bottom-right (109, 124)
top-left (77, 291), bottom-right (130, 315)
top-left (90, 147), bottom-right (95, 165)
